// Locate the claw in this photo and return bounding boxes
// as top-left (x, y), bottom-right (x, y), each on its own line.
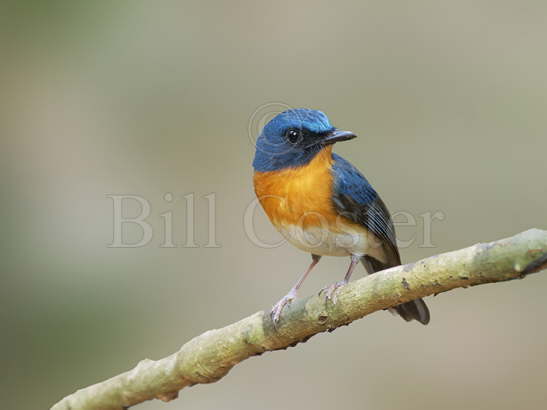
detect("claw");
top-left (270, 290), bottom-right (296, 324)
top-left (320, 280), bottom-right (347, 304)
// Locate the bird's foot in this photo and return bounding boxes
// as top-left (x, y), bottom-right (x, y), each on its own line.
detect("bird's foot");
top-left (270, 290), bottom-right (297, 325)
top-left (320, 280), bottom-right (348, 304)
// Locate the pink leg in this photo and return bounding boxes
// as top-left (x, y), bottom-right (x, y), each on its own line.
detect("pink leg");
top-left (321, 254), bottom-right (360, 304)
top-left (271, 254), bottom-right (321, 324)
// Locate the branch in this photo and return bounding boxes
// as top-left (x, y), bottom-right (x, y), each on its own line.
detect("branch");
top-left (52, 229), bottom-right (547, 410)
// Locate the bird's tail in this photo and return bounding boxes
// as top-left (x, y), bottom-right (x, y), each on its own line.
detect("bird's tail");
top-left (390, 298), bottom-right (430, 325)
top-left (361, 255), bottom-right (430, 325)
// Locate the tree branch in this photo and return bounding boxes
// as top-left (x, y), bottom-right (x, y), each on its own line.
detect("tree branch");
top-left (51, 229), bottom-right (547, 410)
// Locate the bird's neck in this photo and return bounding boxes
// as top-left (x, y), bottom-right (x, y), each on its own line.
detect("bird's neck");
top-left (254, 146), bottom-right (333, 188)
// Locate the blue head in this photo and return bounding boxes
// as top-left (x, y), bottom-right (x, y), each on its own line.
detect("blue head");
top-left (252, 108), bottom-right (356, 172)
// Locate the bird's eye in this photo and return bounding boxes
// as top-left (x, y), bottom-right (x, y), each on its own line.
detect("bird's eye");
top-left (285, 129), bottom-right (301, 145)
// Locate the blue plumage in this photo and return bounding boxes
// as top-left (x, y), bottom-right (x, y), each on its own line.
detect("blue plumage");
top-left (331, 153), bottom-right (376, 205)
top-left (331, 153), bottom-right (399, 260)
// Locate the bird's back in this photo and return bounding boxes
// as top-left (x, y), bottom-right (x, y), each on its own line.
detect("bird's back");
top-left (330, 153), bottom-right (401, 266)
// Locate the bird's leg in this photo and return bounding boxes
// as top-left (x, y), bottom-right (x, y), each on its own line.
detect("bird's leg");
top-left (271, 254), bottom-right (321, 324)
top-left (321, 254), bottom-right (361, 304)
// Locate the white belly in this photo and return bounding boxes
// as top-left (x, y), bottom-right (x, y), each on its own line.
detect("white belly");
top-left (278, 224), bottom-right (378, 257)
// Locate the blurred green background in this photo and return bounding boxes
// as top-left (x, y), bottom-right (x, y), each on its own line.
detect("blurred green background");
top-left (1, 1), bottom-right (546, 409)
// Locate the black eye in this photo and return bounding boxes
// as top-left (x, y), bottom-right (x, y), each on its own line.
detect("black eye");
top-left (285, 128), bottom-right (301, 145)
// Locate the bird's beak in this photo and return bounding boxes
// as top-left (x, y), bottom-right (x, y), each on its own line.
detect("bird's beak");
top-left (321, 129), bottom-right (357, 146)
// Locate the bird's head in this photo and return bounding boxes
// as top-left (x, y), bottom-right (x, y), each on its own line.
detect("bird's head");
top-left (252, 108), bottom-right (356, 172)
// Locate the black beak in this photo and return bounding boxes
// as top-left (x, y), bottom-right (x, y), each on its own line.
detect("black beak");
top-left (322, 129), bottom-right (357, 146)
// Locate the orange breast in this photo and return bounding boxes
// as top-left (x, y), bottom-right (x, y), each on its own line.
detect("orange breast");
top-left (253, 146), bottom-right (343, 230)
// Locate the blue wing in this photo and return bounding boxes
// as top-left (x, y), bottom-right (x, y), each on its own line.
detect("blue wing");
top-left (331, 153), bottom-right (400, 265)
top-left (331, 153), bottom-right (431, 324)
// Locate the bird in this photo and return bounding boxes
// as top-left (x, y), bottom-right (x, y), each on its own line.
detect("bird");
top-left (252, 108), bottom-right (430, 325)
